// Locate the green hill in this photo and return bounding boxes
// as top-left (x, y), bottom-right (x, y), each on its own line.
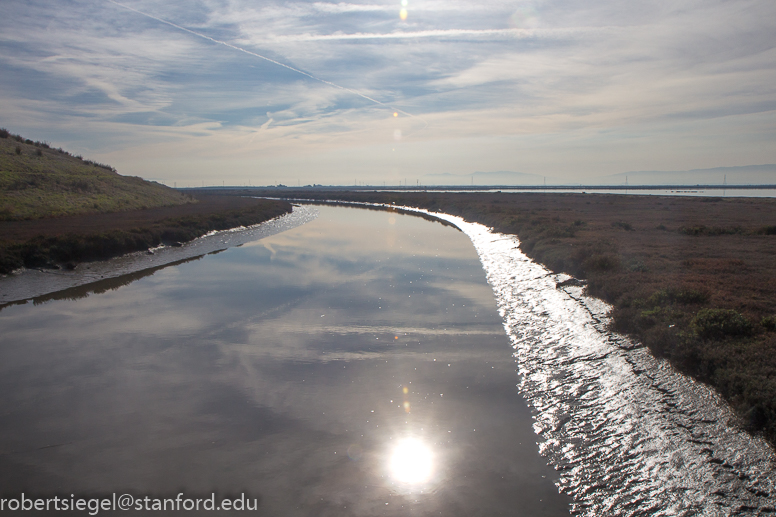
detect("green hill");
top-left (0, 128), bottom-right (191, 220)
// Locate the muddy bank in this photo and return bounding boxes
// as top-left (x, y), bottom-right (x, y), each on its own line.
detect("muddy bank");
top-left (0, 195), bottom-right (293, 273)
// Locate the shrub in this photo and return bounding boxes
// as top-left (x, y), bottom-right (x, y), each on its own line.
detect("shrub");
top-left (762, 316), bottom-right (776, 331)
top-left (543, 224), bottom-right (576, 238)
top-left (692, 308), bottom-right (753, 339)
top-left (583, 253), bottom-right (620, 271)
top-left (679, 226), bottom-right (708, 235)
top-left (627, 260), bottom-right (648, 272)
top-left (648, 287), bottom-right (709, 306)
top-left (70, 179), bottom-right (91, 192)
top-left (0, 248), bottom-right (24, 272)
top-left (612, 221), bottom-right (633, 231)
top-left (15, 145), bottom-right (21, 155)
top-left (0, 128), bottom-right (8, 138)
top-left (35, 148), bottom-right (43, 157)
top-left (679, 226), bottom-right (745, 236)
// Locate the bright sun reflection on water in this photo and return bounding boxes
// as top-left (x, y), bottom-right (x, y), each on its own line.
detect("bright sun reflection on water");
top-left (389, 438), bottom-right (433, 483)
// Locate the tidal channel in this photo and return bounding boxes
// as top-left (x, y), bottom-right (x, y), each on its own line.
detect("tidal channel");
top-left (0, 205), bottom-right (570, 516)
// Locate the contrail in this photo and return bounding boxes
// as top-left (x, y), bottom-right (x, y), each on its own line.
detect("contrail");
top-left (107, 0), bottom-right (425, 124)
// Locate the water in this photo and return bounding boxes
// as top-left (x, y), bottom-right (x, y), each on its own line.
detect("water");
top-left (3, 203), bottom-right (775, 515)
top-left (0, 206), bottom-right (317, 307)
top-left (411, 208), bottom-right (776, 516)
top-left (0, 206), bottom-right (570, 516)
top-left (377, 188), bottom-right (776, 198)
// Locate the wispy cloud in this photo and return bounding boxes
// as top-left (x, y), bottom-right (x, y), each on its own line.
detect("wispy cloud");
top-left (267, 27), bottom-right (607, 41)
top-left (0, 0), bottom-right (774, 184)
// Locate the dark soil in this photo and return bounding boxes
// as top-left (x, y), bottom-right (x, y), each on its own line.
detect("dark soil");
top-left (0, 195), bottom-right (292, 273)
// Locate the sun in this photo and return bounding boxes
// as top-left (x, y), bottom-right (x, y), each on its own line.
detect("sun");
top-left (389, 438), bottom-right (433, 483)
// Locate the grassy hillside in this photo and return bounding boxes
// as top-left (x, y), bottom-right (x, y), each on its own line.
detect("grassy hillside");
top-left (0, 128), bottom-right (191, 220)
top-left (0, 131), bottom-right (292, 273)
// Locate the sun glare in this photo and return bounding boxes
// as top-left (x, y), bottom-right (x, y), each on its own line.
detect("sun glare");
top-left (389, 438), bottom-right (433, 483)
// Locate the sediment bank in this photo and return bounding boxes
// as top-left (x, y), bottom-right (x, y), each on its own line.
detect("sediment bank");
top-left (0, 195), bottom-right (293, 273)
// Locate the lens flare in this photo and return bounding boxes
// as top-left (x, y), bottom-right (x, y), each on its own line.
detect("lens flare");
top-left (347, 444), bottom-right (362, 460)
top-left (399, 8), bottom-right (408, 20)
top-left (389, 438), bottom-right (433, 483)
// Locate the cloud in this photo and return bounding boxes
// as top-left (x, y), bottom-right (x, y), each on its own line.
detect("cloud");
top-left (0, 0), bottom-right (774, 182)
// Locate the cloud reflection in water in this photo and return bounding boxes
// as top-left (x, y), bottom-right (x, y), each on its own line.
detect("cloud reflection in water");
top-left (0, 205), bottom-right (570, 516)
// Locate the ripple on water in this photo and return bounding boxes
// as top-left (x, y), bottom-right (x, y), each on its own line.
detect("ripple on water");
top-left (399, 207), bottom-right (776, 516)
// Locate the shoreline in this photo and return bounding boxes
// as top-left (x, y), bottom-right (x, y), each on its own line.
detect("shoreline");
top-left (0, 205), bottom-right (317, 308)
top-left (0, 195), bottom-right (293, 274)
top-left (238, 189), bottom-right (776, 446)
top-left (4, 190), bottom-right (776, 447)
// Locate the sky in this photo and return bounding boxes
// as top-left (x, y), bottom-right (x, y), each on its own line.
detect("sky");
top-left (1, 0), bottom-right (775, 186)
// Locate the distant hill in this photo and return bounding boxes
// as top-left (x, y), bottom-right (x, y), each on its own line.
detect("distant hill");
top-left (589, 165), bottom-right (776, 186)
top-left (0, 129), bottom-right (191, 220)
top-left (420, 170), bottom-right (556, 186)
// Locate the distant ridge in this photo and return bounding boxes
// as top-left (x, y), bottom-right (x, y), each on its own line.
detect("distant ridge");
top-left (419, 166), bottom-right (775, 187)
top-left (590, 165), bottom-right (776, 186)
top-left (420, 170), bottom-right (556, 186)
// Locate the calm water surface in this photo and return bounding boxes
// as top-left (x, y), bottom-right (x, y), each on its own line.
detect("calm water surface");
top-left (0, 206), bottom-right (570, 515)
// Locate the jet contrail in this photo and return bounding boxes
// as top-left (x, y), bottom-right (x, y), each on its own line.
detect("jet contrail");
top-left (107, 0), bottom-right (425, 125)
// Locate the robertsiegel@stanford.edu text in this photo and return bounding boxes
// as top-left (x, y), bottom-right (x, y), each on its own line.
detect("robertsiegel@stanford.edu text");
top-left (0, 493), bottom-right (258, 514)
